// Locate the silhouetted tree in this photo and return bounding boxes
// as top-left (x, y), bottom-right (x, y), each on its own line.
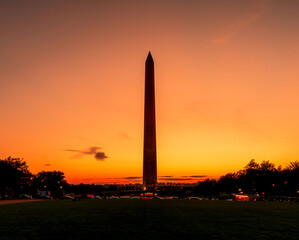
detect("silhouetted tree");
top-left (0, 157), bottom-right (32, 197)
top-left (197, 159), bottom-right (298, 197)
top-left (218, 173), bottom-right (239, 193)
top-left (282, 161), bottom-right (299, 195)
top-left (196, 179), bottom-right (218, 195)
top-left (240, 160), bottom-right (280, 194)
top-left (32, 171), bottom-right (68, 198)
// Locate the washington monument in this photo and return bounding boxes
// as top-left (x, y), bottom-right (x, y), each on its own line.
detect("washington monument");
top-left (143, 52), bottom-right (157, 191)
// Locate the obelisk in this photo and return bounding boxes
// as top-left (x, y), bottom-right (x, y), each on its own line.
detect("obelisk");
top-left (143, 51), bottom-right (157, 191)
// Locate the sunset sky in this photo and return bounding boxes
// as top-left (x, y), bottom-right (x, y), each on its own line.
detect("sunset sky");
top-left (1, 0), bottom-right (299, 184)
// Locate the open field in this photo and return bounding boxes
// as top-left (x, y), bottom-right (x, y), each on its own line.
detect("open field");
top-left (0, 200), bottom-right (298, 240)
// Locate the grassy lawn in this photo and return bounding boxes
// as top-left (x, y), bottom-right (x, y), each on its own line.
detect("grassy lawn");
top-left (0, 200), bottom-right (298, 240)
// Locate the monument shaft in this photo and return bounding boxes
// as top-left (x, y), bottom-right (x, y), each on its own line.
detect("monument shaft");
top-left (143, 52), bottom-right (157, 190)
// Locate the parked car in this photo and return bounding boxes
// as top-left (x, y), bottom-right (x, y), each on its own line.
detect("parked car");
top-left (0, 195), bottom-right (11, 200)
top-left (120, 196), bottom-right (130, 199)
top-left (130, 196), bottom-right (140, 199)
top-left (19, 194), bottom-right (32, 199)
top-left (153, 196), bottom-right (163, 200)
top-left (188, 197), bottom-right (202, 200)
top-left (109, 196), bottom-right (119, 199)
top-left (61, 195), bottom-right (74, 200)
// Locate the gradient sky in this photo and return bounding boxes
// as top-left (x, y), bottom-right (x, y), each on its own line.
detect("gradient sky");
top-left (1, 0), bottom-right (299, 184)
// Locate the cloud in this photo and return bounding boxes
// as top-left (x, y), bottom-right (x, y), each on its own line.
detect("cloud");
top-left (44, 164), bottom-right (51, 166)
top-left (158, 175), bottom-right (208, 181)
top-left (82, 146), bottom-right (102, 154)
top-left (181, 175), bottom-right (206, 178)
top-left (212, 13), bottom-right (260, 43)
top-left (189, 175), bottom-right (207, 178)
top-left (94, 152), bottom-right (108, 161)
top-left (65, 146), bottom-right (108, 161)
top-left (159, 178), bottom-right (197, 181)
top-left (122, 176), bottom-right (142, 180)
top-left (113, 177), bottom-right (142, 180)
top-left (119, 131), bottom-right (133, 141)
top-left (103, 176), bottom-right (207, 182)
top-left (211, 0), bottom-right (272, 44)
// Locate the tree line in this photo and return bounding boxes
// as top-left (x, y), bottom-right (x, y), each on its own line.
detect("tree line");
top-left (196, 159), bottom-right (298, 197)
top-left (0, 157), bottom-right (298, 198)
top-left (0, 157), bottom-right (67, 198)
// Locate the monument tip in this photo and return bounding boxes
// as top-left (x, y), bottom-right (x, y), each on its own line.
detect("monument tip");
top-left (146, 51), bottom-right (153, 62)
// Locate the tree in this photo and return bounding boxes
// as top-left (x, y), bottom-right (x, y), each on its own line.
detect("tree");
top-left (32, 171), bottom-right (68, 198)
top-left (0, 157), bottom-right (32, 197)
top-left (282, 161), bottom-right (299, 195)
top-left (245, 159), bottom-right (259, 170)
top-left (196, 179), bottom-right (218, 195)
top-left (218, 173), bottom-right (239, 193)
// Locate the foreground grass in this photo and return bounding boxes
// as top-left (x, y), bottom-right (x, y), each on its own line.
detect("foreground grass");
top-left (0, 200), bottom-right (298, 240)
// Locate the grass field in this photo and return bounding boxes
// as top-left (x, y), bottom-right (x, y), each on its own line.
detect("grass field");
top-left (0, 200), bottom-right (298, 240)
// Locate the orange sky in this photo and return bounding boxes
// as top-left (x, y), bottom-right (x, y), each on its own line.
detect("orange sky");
top-left (1, 0), bottom-right (299, 184)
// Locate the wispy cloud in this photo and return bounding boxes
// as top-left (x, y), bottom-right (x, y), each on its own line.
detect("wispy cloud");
top-left (119, 131), bottom-right (133, 141)
top-left (44, 164), bottom-right (51, 166)
top-left (212, 13), bottom-right (260, 43)
top-left (65, 146), bottom-right (108, 161)
top-left (122, 176), bottom-right (142, 180)
top-left (101, 175), bottom-right (208, 183)
top-left (159, 175), bottom-right (207, 181)
top-left (211, 0), bottom-right (272, 44)
top-left (189, 175), bottom-right (207, 178)
top-left (159, 178), bottom-right (197, 181)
